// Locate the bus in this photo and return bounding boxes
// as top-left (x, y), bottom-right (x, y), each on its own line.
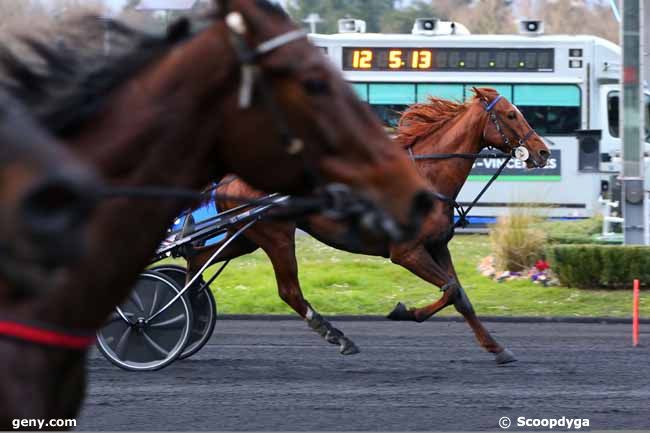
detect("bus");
top-left (311, 19), bottom-right (650, 224)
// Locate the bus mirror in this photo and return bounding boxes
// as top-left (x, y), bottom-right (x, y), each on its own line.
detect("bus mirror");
top-left (576, 129), bottom-right (602, 172)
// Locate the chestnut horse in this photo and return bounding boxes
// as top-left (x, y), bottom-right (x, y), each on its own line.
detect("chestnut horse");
top-left (188, 88), bottom-right (550, 363)
top-left (0, 93), bottom-right (98, 296)
top-left (0, 0), bottom-right (432, 426)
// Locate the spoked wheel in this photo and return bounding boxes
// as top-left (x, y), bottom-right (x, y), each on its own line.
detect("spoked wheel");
top-left (149, 265), bottom-right (217, 360)
top-left (96, 271), bottom-right (193, 371)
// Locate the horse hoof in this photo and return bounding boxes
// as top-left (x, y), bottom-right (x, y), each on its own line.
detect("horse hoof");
top-left (495, 348), bottom-right (517, 365)
top-left (340, 338), bottom-right (360, 355)
top-left (387, 302), bottom-right (413, 321)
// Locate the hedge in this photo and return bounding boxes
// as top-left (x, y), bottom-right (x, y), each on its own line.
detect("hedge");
top-left (546, 244), bottom-right (650, 289)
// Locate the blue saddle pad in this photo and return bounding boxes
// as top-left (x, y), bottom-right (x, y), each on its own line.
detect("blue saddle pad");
top-left (171, 194), bottom-right (227, 246)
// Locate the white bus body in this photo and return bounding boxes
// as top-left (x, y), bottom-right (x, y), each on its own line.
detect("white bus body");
top-left (311, 31), bottom-right (650, 224)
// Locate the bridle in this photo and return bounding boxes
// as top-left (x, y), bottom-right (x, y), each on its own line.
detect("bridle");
top-left (407, 93), bottom-right (538, 228)
top-left (221, 11), bottom-right (406, 239)
top-left (481, 95), bottom-right (537, 163)
top-left (224, 12), bottom-right (315, 171)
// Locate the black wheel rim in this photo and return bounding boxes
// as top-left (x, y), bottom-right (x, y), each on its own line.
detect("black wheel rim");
top-left (180, 287), bottom-right (216, 358)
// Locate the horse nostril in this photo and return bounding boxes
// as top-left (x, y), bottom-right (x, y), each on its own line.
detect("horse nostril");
top-left (539, 150), bottom-right (550, 161)
top-left (20, 176), bottom-right (94, 241)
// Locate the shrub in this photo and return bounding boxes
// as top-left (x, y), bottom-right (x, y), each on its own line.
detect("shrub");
top-left (547, 244), bottom-right (650, 289)
top-left (489, 210), bottom-right (547, 272)
top-left (534, 216), bottom-right (605, 244)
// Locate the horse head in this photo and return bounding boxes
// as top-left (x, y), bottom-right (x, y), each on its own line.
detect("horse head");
top-left (206, 0), bottom-right (434, 241)
top-left (473, 87), bottom-right (550, 169)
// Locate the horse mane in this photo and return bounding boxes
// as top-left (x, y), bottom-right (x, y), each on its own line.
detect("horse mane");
top-left (0, 15), bottom-right (200, 138)
top-left (395, 88), bottom-right (496, 148)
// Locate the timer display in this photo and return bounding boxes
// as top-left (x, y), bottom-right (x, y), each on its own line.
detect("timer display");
top-left (343, 47), bottom-right (554, 72)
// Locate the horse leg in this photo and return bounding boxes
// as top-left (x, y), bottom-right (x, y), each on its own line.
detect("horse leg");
top-left (242, 224), bottom-right (360, 355)
top-left (387, 243), bottom-right (458, 323)
top-left (431, 245), bottom-right (516, 365)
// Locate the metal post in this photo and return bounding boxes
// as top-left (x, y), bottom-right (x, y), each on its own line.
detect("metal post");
top-left (641, 4), bottom-right (650, 84)
top-left (621, 0), bottom-right (645, 244)
top-left (641, 2), bottom-right (650, 245)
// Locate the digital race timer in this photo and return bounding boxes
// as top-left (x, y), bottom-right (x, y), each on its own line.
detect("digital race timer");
top-left (342, 47), bottom-right (554, 72)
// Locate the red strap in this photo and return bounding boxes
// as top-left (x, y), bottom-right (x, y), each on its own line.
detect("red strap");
top-left (0, 321), bottom-right (95, 350)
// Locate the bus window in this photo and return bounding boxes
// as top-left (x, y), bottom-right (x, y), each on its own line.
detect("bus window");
top-left (351, 83), bottom-right (368, 101)
top-left (371, 105), bottom-right (406, 128)
top-left (607, 92), bottom-right (650, 142)
top-left (608, 92), bottom-right (620, 138)
top-left (368, 83), bottom-right (416, 127)
top-left (513, 84), bottom-right (581, 135)
top-left (417, 84), bottom-right (464, 103)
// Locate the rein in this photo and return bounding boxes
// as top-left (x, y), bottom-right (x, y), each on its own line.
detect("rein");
top-left (0, 318), bottom-right (95, 350)
top-left (407, 94), bottom-right (536, 229)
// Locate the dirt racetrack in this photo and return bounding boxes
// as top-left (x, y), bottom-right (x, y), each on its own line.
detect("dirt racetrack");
top-left (78, 318), bottom-right (650, 431)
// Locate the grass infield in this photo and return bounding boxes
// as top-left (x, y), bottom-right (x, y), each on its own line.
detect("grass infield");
top-left (163, 234), bottom-right (647, 318)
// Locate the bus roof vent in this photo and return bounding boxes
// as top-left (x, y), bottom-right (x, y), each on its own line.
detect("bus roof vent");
top-left (412, 18), bottom-right (470, 36)
top-left (518, 20), bottom-right (545, 36)
top-left (338, 19), bottom-right (367, 34)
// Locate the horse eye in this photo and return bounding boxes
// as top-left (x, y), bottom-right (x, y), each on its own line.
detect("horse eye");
top-left (302, 79), bottom-right (330, 95)
top-left (507, 111), bottom-right (517, 120)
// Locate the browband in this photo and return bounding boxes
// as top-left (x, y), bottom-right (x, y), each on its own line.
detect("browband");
top-left (484, 95), bottom-right (503, 112)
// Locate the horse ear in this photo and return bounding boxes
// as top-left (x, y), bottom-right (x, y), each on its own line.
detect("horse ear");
top-left (472, 87), bottom-right (487, 100)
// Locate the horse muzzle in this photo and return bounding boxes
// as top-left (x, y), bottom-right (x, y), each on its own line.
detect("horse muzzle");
top-left (357, 189), bottom-right (434, 243)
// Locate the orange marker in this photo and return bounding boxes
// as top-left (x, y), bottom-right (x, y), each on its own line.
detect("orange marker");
top-left (633, 279), bottom-right (640, 347)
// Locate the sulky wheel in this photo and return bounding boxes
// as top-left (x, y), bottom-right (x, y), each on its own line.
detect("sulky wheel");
top-left (96, 270), bottom-right (193, 371)
top-left (149, 264), bottom-right (217, 360)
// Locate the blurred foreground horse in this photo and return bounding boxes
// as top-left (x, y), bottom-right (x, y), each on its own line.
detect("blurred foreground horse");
top-left (0, 0), bottom-right (433, 427)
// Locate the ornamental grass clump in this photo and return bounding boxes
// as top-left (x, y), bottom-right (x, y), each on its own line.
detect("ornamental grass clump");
top-left (489, 210), bottom-right (547, 272)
